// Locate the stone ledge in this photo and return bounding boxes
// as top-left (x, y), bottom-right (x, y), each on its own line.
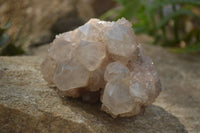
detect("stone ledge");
top-left (1, 44), bottom-right (200, 132)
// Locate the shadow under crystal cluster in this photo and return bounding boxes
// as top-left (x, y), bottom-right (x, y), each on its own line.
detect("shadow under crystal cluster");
top-left (41, 18), bottom-right (161, 117)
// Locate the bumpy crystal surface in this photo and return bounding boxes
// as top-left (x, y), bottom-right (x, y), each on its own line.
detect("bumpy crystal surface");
top-left (41, 18), bottom-right (161, 117)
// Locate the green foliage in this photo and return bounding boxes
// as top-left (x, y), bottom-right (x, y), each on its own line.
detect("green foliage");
top-left (171, 43), bottom-right (200, 53)
top-left (0, 34), bottom-right (9, 47)
top-left (0, 19), bottom-right (11, 46)
top-left (101, 0), bottom-right (200, 53)
top-left (0, 19), bottom-right (25, 56)
top-left (156, 9), bottom-right (200, 30)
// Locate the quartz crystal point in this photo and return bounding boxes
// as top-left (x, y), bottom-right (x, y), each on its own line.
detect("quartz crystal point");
top-left (41, 18), bottom-right (161, 118)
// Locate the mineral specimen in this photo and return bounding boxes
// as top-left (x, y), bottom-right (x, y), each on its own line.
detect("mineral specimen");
top-left (41, 18), bottom-right (161, 117)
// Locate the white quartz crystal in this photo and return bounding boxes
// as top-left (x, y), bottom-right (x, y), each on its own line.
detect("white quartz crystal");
top-left (104, 61), bottom-right (130, 82)
top-left (76, 41), bottom-right (106, 71)
top-left (41, 18), bottom-right (161, 117)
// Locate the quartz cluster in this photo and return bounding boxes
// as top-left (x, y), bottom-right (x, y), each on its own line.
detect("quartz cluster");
top-left (41, 18), bottom-right (161, 117)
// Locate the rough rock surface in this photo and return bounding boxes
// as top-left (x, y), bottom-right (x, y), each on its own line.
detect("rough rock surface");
top-left (0, 45), bottom-right (200, 132)
top-left (41, 18), bottom-right (161, 117)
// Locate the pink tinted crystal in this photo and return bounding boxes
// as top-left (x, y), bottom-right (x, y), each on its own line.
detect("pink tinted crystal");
top-left (41, 18), bottom-right (161, 117)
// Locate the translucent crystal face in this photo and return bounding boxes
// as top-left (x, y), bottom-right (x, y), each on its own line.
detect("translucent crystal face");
top-left (129, 82), bottom-right (148, 102)
top-left (76, 21), bottom-right (102, 42)
top-left (76, 41), bottom-right (106, 71)
top-left (104, 24), bottom-right (138, 57)
top-left (53, 59), bottom-right (90, 92)
top-left (104, 61), bottom-right (130, 82)
top-left (41, 18), bottom-right (161, 118)
top-left (48, 39), bottom-right (76, 62)
top-left (116, 17), bottom-right (132, 27)
top-left (129, 56), bottom-right (161, 104)
top-left (102, 80), bottom-right (133, 115)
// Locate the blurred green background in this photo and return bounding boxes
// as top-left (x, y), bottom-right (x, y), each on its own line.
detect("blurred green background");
top-left (0, 0), bottom-right (200, 55)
